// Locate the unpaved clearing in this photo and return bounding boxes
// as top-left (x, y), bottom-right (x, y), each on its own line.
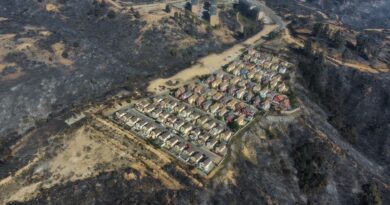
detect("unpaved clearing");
top-left (0, 126), bottom-right (125, 204)
top-left (147, 24), bottom-right (279, 93)
top-left (52, 42), bottom-right (74, 66)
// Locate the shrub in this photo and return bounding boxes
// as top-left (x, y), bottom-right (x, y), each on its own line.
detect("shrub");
top-left (292, 141), bottom-right (328, 193)
top-left (107, 10), bottom-right (116, 19)
top-left (359, 183), bottom-right (382, 205)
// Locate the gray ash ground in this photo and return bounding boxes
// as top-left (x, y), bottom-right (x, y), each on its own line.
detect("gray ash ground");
top-left (0, 0), bottom-right (240, 139)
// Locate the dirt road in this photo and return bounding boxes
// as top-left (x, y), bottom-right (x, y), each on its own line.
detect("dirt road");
top-left (147, 24), bottom-right (279, 93)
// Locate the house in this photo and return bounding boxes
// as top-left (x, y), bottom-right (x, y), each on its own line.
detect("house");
top-left (270, 78), bottom-right (279, 89)
top-left (174, 104), bottom-right (186, 113)
top-left (126, 116), bottom-right (140, 127)
top-left (203, 120), bottom-right (217, 130)
top-left (278, 66), bottom-right (287, 74)
top-left (232, 67), bottom-right (240, 75)
top-left (237, 80), bottom-right (247, 88)
top-left (174, 142), bottom-right (187, 152)
top-left (165, 136), bottom-right (180, 148)
top-left (253, 73), bottom-right (263, 82)
top-left (182, 146), bottom-right (196, 156)
top-left (135, 120), bottom-right (148, 130)
top-left (218, 106), bottom-right (229, 117)
top-left (205, 75), bottom-right (215, 84)
top-left (199, 158), bottom-right (215, 173)
top-left (220, 96), bottom-right (232, 104)
top-left (150, 108), bottom-right (163, 118)
top-left (271, 63), bottom-right (279, 71)
top-left (239, 68), bottom-right (249, 77)
top-left (228, 85), bottom-right (238, 95)
top-left (219, 131), bottom-right (233, 142)
top-left (135, 100), bottom-right (150, 110)
top-left (230, 76), bottom-right (241, 84)
top-left (187, 94), bottom-right (198, 105)
top-left (189, 111), bottom-right (201, 121)
top-left (206, 139), bottom-right (218, 150)
top-left (211, 79), bottom-right (222, 88)
top-left (119, 113), bottom-right (132, 123)
top-left (180, 91), bottom-right (193, 100)
top-left (180, 123), bottom-right (193, 135)
top-left (194, 85), bottom-right (204, 94)
top-left (157, 112), bottom-right (170, 122)
top-left (165, 100), bottom-right (177, 110)
top-left (227, 99), bottom-right (238, 110)
top-left (207, 89), bottom-right (217, 97)
top-left (159, 132), bottom-right (172, 142)
top-left (190, 152), bottom-right (204, 164)
top-left (175, 87), bottom-right (185, 98)
top-left (246, 70), bottom-right (256, 79)
top-left (260, 88), bottom-right (270, 98)
top-left (190, 128), bottom-right (202, 138)
top-left (219, 82), bottom-right (229, 92)
top-left (209, 103), bottom-right (220, 114)
top-left (278, 83), bottom-right (289, 93)
top-left (215, 72), bottom-right (224, 79)
top-left (173, 119), bottom-right (186, 130)
top-left (142, 123), bottom-right (155, 135)
top-left (213, 92), bottom-right (224, 101)
top-left (199, 133), bottom-right (211, 142)
top-left (273, 95), bottom-right (291, 110)
top-left (236, 88), bottom-right (246, 99)
top-left (143, 104), bottom-right (155, 113)
top-left (215, 142), bottom-right (228, 155)
top-left (236, 115), bottom-right (246, 126)
top-left (196, 96), bottom-right (206, 107)
top-left (179, 108), bottom-right (193, 118)
top-left (202, 100), bottom-right (213, 110)
top-left (187, 83), bottom-right (196, 91)
top-left (244, 92), bottom-right (255, 102)
top-left (252, 85), bottom-right (262, 93)
top-left (197, 115), bottom-right (209, 126)
top-left (115, 110), bottom-right (127, 119)
top-left (226, 64), bottom-right (236, 72)
top-left (261, 98), bottom-right (272, 111)
top-left (210, 126), bottom-right (224, 135)
top-left (253, 96), bottom-right (262, 108)
top-left (150, 129), bottom-right (163, 139)
top-left (154, 96), bottom-right (165, 103)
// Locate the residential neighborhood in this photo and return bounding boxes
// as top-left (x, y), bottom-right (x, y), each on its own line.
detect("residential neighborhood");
top-left (111, 48), bottom-right (297, 174)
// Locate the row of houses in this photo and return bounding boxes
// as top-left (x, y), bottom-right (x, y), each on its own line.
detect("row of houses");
top-left (174, 81), bottom-right (256, 127)
top-left (114, 109), bottom-right (217, 173)
top-left (221, 50), bottom-right (292, 112)
top-left (134, 96), bottom-right (232, 157)
top-left (111, 50), bottom-right (295, 175)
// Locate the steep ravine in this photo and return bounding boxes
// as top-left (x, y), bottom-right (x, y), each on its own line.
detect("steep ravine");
top-left (298, 57), bottom-right (390, 174)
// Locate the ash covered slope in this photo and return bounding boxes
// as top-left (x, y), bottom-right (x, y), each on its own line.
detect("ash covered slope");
top-left (266, 0), bottom-right (390, 30)
top-left (305, 0), bottom-right (390, 29)
top-left (0, 0), bottom-right (231, 138)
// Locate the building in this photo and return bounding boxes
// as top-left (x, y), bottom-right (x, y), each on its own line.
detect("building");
top-left (199, 158), bottom-right (215, 173)
top-left (191, 0), bottom-right (200, 15)
top-left (190, 152), bottom-right (204, 164)
top-left (209, 0), bottom-right (219, 26)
